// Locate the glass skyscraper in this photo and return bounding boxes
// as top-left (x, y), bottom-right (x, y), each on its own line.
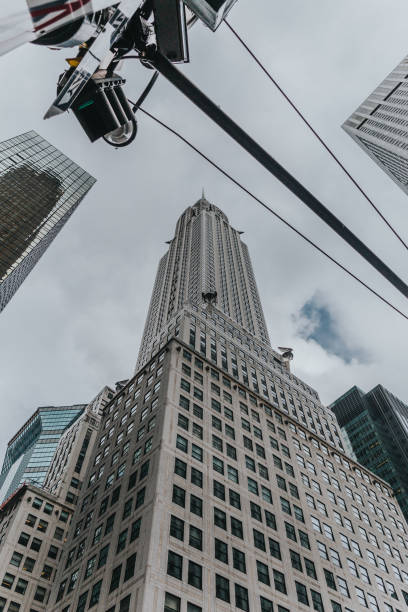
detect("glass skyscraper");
top-left (343, 54), bottom-right (408, 195)
top-left (51, 198), bottom-right (408, 612)
top-left (0, 130), bottom-right (96, 311)
top-left (330, 384), bottom-right (408, 522)
top-left (0, 404), bottom-right (85, 504)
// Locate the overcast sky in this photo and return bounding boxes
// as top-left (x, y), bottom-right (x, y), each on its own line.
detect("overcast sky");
top-left (1, 0), bottom-right (408, 463)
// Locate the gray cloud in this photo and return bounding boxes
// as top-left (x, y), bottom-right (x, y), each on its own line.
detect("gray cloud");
top-left (293, 292), bottom-right (370, 364)
top-left (1, 0), bottom-right (408, 462)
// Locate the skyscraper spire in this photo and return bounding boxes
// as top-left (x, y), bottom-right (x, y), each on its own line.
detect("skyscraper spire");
top-left (137, 197), bottom-right (270, 368)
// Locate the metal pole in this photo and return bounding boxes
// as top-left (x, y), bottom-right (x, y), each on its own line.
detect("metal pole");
top-left (148, 49), bottom-right (408, 300)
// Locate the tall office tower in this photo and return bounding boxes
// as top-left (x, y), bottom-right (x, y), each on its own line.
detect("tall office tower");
top-left (45, 386), bottom-right (115, 503)
top-left (343, 54), bottom-right (408, 195)
top-left (0, 130), bottom-right (96, 311)
top-left (0, 483), bottom-right (74, 611)
top-left (330, 385), bottom-right (408, 522)
top-left (0, 404), bottom-right (85, 504)
top-left (0, 387), bottom-right (115, 611)
top-left (52, 199), bottom-right (408, 612)
top-left (137, 198), bottom-right (270, 369)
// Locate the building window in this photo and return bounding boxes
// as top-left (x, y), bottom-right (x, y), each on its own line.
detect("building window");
top-left (130, 518), bottom-right (141, 541)
top-left (10, 552), bottom-right (23, 568)
top-left (305, 590), bottom-right (322, 611)
top-left (1, 573), bottom-right (15, 589)
top-left (213, 457), bottom-right (224, 475)
top-left (188, 561), bottom-right (202, 589)
top-left (260, 596), bottom-right (274, 612)
top-left (295, 581), bottom-right (309, 605)
top-left (192, 444), bottom-right (203, 462)
top-left (215, 539), bottom-right (228, 564)
top-left (76, 591), bottom-right (88, 612)
top-left (265, 510), bottom-right (276, 530)
top-left (215, 575), bottom-right (230, 602)
top-left (15, 578), bottom-right (28, 595)
top-left (191, 467), bottom-right (203, 488)
top-left (213, 480), bottom-right (225, 500)
top-left (109, 564), bottom-right (122, 592)
top-left (253, 529), bottom-right (266, 551)
top-left (170, 516), bottom-right (184, 541)
top-left (41, 564), bottom-right (53, 580)
top-left (190, 495), bottom-right (202, 517)
top-left (34, 586), bottom-right (47, 602)
top-left (214, 508), bottom-right (227, 530)
top-left (167, 551), bottom-right (182, 580)
top-left (231, 517), bottom-right (243, 539)
top-left (273, 570), bottom-right (287, 594)
top-left (290, 550), bottom-right (302, 571)
top-left (324, 569), bottom-right (336, 590)
top-left (189, 526), bottom-right (203, 551)
top-left (164, 592), bottom-right (180, 612)
top-left (285, 522), bottom-right (296, 542)
top-left (105, 515), bottom-right (115, 535)
top-left (135, 487), bottom-right (145, 508)
top-left (124, 553), bottom-right (136, 581)
top-left (89, 580), bottom-right (102, 607)
top-left (305, 558), bottom-right (317, 580)
top-left (235, 584), bottom-right (249, 611)
top-left (116, 529), bottom-right (128, 553)
top-left (176, 435), bottom-right (188, 453)
top-left (172, 485), bottom-right (185, 508)
top-left (98, 544), bottom-right (110, 568)
top-left (187, 604), bottom-right (201, 612)
top-left (23, 557), bottom-right (35, 573)
top-left (85, 555), bottom-right (96, 579)
top-left (229, 490), bottom-right (241, 509)
top-left (256, 560), bottom-right (270, 585)
top-left (17, 532), bottom-right (29, 546)
top-left (299, 530), bottom-right (311, 549)
top-left (119, 594), bottom-right (131, 612)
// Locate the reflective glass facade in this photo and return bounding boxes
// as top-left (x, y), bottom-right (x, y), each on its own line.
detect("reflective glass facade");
top-left (342, 54), bottom-right (408, 196)
top-left (0, 131), bottom-right (96, 311)
top-left (331, 385), bottom-right (408, 521)
top-left (0, 404), bottom-right (85, 504)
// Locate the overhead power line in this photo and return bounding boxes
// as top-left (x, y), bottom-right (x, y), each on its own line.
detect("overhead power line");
top-left (146, 49), bottom-right (408, 301)
top-left (224, 19), bottom-right (408, 253)
top-left (136, 105), bottom-right (408, 323)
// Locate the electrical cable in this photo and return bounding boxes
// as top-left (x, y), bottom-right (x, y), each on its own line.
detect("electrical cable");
top-left (146, 49), bottom-right (408, 301)
top-left (134, 105), bottom-right (408, 323)
top-left (224, 19), bottom-right (408, 253)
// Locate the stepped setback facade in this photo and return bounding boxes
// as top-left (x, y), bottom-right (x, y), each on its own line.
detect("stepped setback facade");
top-left (46, 199), bottom-right (408, 612)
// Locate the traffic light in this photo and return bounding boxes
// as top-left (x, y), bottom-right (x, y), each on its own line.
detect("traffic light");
top-left (72, 75), bottom-right (137, 147)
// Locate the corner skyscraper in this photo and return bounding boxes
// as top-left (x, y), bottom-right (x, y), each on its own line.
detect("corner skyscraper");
top-left (330, 384), bottom-right (408, 521)
top-left (0, 131), bottom-right (96, 311)
top-left (50, 198), bottom-right (408, 612)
